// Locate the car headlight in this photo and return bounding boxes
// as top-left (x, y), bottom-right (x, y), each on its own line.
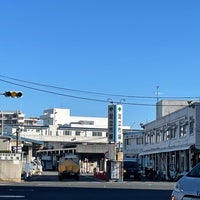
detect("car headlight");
top-left (174, 182), bottom-right (184, 192)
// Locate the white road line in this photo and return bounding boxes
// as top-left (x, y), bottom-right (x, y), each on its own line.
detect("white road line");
top-left (0, 195), bottom-right (25, 198)
top-left (9, 189), bottom-right (34, 192)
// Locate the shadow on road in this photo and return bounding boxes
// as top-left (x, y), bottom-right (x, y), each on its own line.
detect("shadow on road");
top-left (27, 171), bottom-right (100, 182)
top-left (0, 185), bottom-right (172, 200)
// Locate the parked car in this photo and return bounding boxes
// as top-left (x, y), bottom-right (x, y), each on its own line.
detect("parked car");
top-left (123, 159), bottom-right (141, 181)
top-left (171, 162), bottom-right (200, 200)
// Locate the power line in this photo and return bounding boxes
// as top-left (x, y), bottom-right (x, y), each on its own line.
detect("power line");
top-left (0, 75), bottom-right (199, 107)
top-left (1, 74), bottom-right (199, 100)
top-left (0, 78), bottom-right (156, 106)
top-left (0, 78), bottom-right (109, 103)
top-left (0, 74), bottom-right (156, 99)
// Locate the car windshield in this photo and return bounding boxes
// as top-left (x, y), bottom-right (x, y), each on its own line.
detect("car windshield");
top-left (187, 163), bottom-right (200, 178)
top-left (124, 161), bottom-right (139, 169)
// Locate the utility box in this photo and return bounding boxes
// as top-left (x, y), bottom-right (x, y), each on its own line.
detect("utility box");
top-left (106, 160), bottom-right (123, 182)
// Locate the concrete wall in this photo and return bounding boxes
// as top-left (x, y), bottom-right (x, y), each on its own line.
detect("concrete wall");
top-left (0, 154), bottom-right (23, 182)
top-left (156, 100), bottom-right (188, 119)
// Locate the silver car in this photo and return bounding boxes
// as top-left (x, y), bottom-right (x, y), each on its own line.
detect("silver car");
top-left (171, 162), bottom-right (200, 200)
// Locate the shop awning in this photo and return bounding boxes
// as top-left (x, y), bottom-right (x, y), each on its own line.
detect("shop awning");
top-left (20, 136), bottom-right (44, 145)
top-left (139, 145), bottom-right (191, 156)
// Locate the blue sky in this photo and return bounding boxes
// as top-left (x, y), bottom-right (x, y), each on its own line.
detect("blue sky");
top-left (0, 0), bottom-right (200, 128)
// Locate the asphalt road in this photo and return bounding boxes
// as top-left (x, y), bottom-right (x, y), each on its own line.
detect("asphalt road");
top-left (0, 171), bottom-right (174, 200)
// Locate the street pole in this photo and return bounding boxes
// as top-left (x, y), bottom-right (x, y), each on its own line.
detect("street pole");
top-left (1, 111), bottom-right (3, 136)
top-left (16, 130), bottom-right (19, 153)
top-left (16, 127), bottom-right (21, 153)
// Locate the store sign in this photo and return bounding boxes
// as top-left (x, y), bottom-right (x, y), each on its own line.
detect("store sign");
top-left (110, 161), bottom-right (120, 179)
top-left (0, 153), bottom-right (21, 160)
top-left (108, 105), bottom-right (115, 142)
top-left (115, 104), bottom-right (123, 143)
top-left (108, 104), bottom-right (123, 143)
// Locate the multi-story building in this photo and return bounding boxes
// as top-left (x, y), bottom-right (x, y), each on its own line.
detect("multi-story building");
top-left (4, 107), bottom-right (130, 172)
top-left (123, 130), bottom-right (143, 159)
top-left (23, 108), bottom-right (109, 147)
top-left (0, 110), bottom-right (39, 135)
top-left (125, 100), bottom-right (200, 180)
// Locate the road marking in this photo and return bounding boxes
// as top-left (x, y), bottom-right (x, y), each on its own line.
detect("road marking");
top-left (0, 195), bottom-right (25, 198)
top-left (9, 189), bottom-right (34, 192)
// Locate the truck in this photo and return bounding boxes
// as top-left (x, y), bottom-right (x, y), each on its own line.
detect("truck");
top-left (123, 158), bottom-right (141, 181)
top-left (58, 155), bottom-right (80, 181)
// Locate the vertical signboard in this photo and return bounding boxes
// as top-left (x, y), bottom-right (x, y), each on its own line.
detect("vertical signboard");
top-left (108, 104), bottom-right (115, 142)
top-left (110, 161), bottom-right (120, 179)
top-left (108, 104), bottom-right (123, 143)
top-left (115, 104), bottom-right (123, 144)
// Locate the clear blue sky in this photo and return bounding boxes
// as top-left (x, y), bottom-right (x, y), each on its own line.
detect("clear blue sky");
top-left (0, 0), bottom-right (200, 128)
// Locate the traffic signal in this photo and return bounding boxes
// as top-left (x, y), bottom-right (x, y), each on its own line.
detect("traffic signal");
top-left (4, 91), bottom-right (23, 98)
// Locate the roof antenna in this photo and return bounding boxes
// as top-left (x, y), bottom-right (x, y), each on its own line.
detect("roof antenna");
top-left (156, 85), bottom-right (160, 102)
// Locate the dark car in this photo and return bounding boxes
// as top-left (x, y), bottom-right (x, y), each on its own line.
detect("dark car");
top-left (123, 160), bottom-right (141, 181)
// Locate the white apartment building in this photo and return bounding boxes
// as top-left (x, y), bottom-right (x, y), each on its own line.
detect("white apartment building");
top-left (123, 100), bottom-right (200, 180)
top-left (3, 107), bottom-right (130, 172)
top-left (40, 108), bottom-right (108, 128)
top-left (4, 108), bottom-right (109, 149)
top-left (0, 110), bottom-right (40, 135)
top-left (3, 107), bottom-right (131, 151)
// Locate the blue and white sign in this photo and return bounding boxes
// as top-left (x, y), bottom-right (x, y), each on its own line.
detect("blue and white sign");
top-left (108, 104), bottom-right (123, 143)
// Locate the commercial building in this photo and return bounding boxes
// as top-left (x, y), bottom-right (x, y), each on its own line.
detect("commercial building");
top-left (124, 100), bottom-right (200, 180)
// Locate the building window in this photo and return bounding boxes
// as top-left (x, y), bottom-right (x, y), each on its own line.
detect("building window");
top-left (156, 130), bottom-right (161, 143)
top-left (189, 117), bottom-right (194, 134)
top-left (126, 138), bottom-right (132, 145)
top-left (64, 130), bottom-right (72, 136)
top-left (170, 128), bottom-right (175, 139)
top-left (45, 130), bottom-right (48, 135)
top-left (179, 124), bottom-right (186, 137)
top-left (149, 132), bottom-right (153, 144)
top-left (75, 131), bottom-right (81, 136)
top-left (137, 136), bottom-right (143, 145)
top-left (145, 132), bottom-right (149, 144)
top-left (92, 131), bottom-right (102, 136)
top-left (163, 130), bottom-right (167, 141)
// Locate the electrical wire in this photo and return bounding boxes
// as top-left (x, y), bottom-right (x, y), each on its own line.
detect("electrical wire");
top-left (0, 74), bottom-right (199, 107)
top-left (0, 78), bottom-right (109, 103)
top-left (1, 74), bottom-right (199, 100)
top-left (0, 74), bottom-right (156, 99)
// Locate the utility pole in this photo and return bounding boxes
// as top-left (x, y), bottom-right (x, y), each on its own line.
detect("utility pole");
top-left (156, 85), bottom-right (160, 102)
top-left (16, 127), bottom-right (22, 153)
top-left (1, 111), bottom-right (3, 136)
